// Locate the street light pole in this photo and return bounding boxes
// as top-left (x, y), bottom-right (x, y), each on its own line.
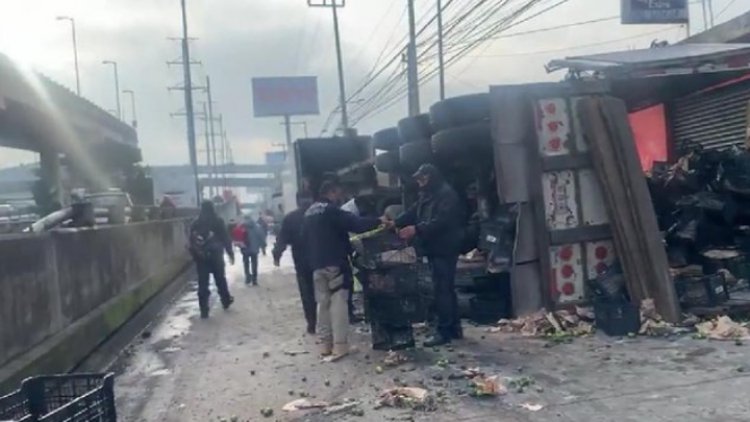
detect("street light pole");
top-left (102, 60), bottom-right (121, 120)
top-left (307, 0), bottom-right (349, 133)
top-left (56, 16), bottom-right (81, 96)
top-left (179, 0), bottom-right (201, 205)
top-left (122, 89), bottom-right (137, 128)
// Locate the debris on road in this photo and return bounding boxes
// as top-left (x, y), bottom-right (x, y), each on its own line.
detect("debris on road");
top-left (696, 316), bottom-right (750, 340)
top-left (324, 400), bottom-right (362, 416)
top-left (260, 407), bottom-right (274, 418)
top-left (492, 309), bottom-right (594, 338)
top-left (282, 398), bottom-right (329, 412)
top-left (383, 350), bottom-right (409, 367)
top-left (508, 376), bottom-right (536, 393)
top-left (283, 350), bottom-right (310, 356)
top-left (471, 375), bottom-right (507, 397)
top-left (378, 387), bottom-right (434, 411)
top-left (520, 402), bottom-right (544, 412)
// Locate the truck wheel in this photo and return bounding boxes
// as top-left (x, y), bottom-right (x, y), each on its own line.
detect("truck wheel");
top-left (429, 93), bottom-right (490, 132)
top-left (432, 122), bottom-right (492, 160)
top-left (399, 141), bottom-right (434, 174)
top-left (373, 127), bottom-right (403, 151)
top-left (397, 114), bottom-right (432, 142)
top-left (375, 151), bottom-right (400, 174)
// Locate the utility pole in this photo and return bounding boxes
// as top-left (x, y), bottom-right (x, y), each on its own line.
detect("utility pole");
top-left (307, 0), bottom-right (349, 132)
top-left (437, 0), bottom-right (445, 100)
top-left (206, 76), bottom-right (219, 197)
top-left (701, 0), bottom-right (709, 30)
top-left (406, 0), bottom-right (421, 116)
top-left (180, 0), bottom-right (200, 205)
top-left (707, 0), bottom-right (715, 28)
top-left (201, 102), bottom-right (214, 197)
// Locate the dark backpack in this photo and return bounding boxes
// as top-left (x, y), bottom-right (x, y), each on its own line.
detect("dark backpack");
top-left (189, 225), bottom-right (216, 260)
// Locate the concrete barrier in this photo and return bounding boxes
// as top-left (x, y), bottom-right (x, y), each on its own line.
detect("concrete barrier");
top-left (0, 219), bottom-right (191, 393)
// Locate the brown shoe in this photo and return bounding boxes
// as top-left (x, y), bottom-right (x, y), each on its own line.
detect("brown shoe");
top-left (323, 344), bottom-right (351, 363)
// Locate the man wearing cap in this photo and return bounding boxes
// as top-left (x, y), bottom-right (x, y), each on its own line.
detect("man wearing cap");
top-left (394, 164), bottom-right (464, 347)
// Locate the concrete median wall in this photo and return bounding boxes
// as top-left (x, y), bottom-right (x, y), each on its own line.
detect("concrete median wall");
top-left (0, 219), bottom-right (191, 391)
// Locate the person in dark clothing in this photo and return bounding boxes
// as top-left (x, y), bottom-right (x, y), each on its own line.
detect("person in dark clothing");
top-left (303, 181), bottom-right (385, 360)
top-left (189, 200), bottom-right (236, 319)
top-left (240, 215), bottom-right (266, 285)
top-left (273, 192), bottom-right (316, 334)
top-left (395, 164), bottom-right (464, 347)
top-left (257, 215), bottom-right (269, 256)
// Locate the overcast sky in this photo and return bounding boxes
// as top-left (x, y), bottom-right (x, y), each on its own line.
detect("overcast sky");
top-left (0, 0), bottom-right (747, 169)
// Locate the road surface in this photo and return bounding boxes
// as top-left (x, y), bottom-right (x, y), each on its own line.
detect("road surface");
top-left (114, 248), bottom-right (750, 421)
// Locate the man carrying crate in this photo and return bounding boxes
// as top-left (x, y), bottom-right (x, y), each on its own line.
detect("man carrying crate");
top-left (394, 164), bottom-right (465, 347)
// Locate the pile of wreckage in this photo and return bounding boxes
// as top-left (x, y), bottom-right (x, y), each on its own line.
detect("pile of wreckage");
top-left (648, 146), bottom-right (750, 310)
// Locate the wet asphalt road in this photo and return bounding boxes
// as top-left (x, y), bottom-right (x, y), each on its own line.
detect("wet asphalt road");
top-left (114, 243), bottom-right (750, 422)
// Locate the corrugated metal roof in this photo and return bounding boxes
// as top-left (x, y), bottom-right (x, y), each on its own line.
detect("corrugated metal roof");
top-left (547, 43), bottom-right (750, 74)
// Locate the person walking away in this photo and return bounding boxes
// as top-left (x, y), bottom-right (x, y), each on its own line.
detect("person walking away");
top-left (257, 213), bottom-right (269, 256)
top-left (303, 180), bottom-right (386, 361)
top-left (394, 164), bottom-right (464, 347)
top-left (273, 192), bottom-right (317, 334)
top-left (189, 200), bottom-right (236, 319)
top-left (240, 215), bottom-right (266, 285)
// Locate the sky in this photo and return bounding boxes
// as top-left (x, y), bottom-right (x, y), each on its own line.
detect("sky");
top-left (0, 0), bottom-right (747, 169)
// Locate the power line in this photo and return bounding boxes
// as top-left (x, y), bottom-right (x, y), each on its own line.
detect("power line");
top-left (470, 26), bottom-right (678, 58)
top-left (716, 0), bottom-right (740, 20)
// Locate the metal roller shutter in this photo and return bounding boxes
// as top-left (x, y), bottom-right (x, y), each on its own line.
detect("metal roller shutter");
top-left (672, 79), bottom-right (750, 154)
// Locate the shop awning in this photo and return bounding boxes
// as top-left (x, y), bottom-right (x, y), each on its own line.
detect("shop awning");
top-left (547, 44), bottom-right (750, 110)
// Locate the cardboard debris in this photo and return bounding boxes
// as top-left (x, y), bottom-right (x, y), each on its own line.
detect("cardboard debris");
top-left (493, 309), bottom-right (594, 337)
top-left (471, 375), bottom-right (507, 397)
top-left (282, 399), bottom-right (328, 412)
top-left (696, 316), bottom-right (750, 340)
top-left (520, 403), bottom-right (544, 412)
top-left (379, 247), bottom-right (417, 265)
top-left (378, 387), bottom-right (433, 410)
top-left (383, 351), bottom-right (409, 367)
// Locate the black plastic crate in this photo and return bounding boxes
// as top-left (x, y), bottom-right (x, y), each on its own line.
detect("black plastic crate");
top-left (594, 301), bottom-right (640, 337)
top-left (366, 266), bottom-right (420, 297)
top-left (368, 295), bottom-right (427, 324)
top-left (370, 321), bottom-right (415, 351)
top-left (675, 273), bottom-right (729, 308)
top-left (0, 373), bottom-right (116, 422)
top-left (469, 295), bottom-right (512, 324)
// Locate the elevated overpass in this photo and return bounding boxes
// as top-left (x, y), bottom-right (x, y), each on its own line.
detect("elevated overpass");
top-left (0, 52), bottom-right (140, 203)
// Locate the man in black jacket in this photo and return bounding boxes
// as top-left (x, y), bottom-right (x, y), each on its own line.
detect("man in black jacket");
top-left (303, 180), bottom-right (384, 360)
top-left (189, 200), bottom-right (236, 319)
top-left (273, 192), bottom-right (316, 334)
top-left (395, 164), bottom-right (464, 347)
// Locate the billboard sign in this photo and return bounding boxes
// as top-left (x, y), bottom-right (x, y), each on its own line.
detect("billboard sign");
top-left (621, 0), bottom-right (688, 24)
top-left (265, 151), bottom-right (287, 166)
top-left (251, 76), bottom-right (319, 117)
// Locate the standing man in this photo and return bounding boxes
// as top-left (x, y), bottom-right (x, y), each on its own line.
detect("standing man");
top-left (303, 180), bottom-right (385, 361)
top-left (239, 215), bottom-right (266, 285)
top-left (189, 200), bottom-right (236, 319)
top-left (273, 192), bottom-right (316, 334)
top-left (395, 164), bottom-right (464, 347)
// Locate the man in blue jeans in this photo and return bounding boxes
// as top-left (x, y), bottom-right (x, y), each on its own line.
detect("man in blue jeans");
top-left (395, 164), bottom-right (464, 347)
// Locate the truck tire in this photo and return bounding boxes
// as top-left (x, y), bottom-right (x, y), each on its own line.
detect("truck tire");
top-left (375, 151), bottom-right (400, 174)
top-left (429, 93), bottom-right (490, 132)
top-left (397, 114), bottom-right (432, 142)
top-left (373, 127), bottom-right (403, 151)
top-left (399, 141), bottom-right (434, 174)
top-left (432, 122), bottom-right (492, 160)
